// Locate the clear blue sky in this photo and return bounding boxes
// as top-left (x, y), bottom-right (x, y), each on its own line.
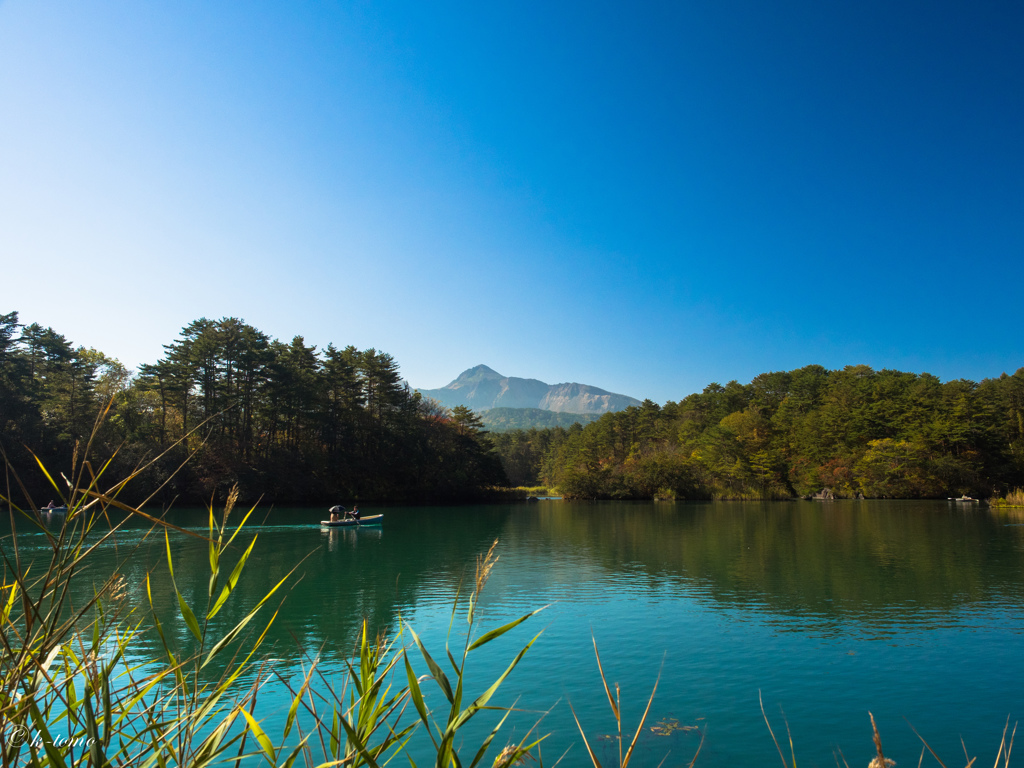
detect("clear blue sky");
top-left (2, 1), bottom-right (1022, 404)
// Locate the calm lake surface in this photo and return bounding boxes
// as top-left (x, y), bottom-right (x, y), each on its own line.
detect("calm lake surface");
top-left (13, 500), bottom-right (1024, 767)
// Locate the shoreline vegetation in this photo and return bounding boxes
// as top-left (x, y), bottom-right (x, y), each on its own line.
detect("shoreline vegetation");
top-left (493, 365), bottom-right (1024, 502)
top-left (989, 488), bottom-right (1024, 507)
top-left (2, 310), bottom-right (1023, 506)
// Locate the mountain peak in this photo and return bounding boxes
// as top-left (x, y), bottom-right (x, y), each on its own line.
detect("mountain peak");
top-left (452, 365), bottom-right (504, 385)
top-left (418, 367), bottom-right (640, 414)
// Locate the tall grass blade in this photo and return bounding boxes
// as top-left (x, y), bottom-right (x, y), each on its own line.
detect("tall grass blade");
top-left (687, 727), bottom-right (706, 768)
top-left (569, 701), bottom-right (606, 768)
top-left (761, 690), bottom-right (790, 768)
top-left (592, 637), bottom-right (619, 722)
top-left (869, 711), bottom-right (886, 768)
top-left (621, 668), bottom-right (660, 768)
top-left (906, 719), bottom-right (949, 768)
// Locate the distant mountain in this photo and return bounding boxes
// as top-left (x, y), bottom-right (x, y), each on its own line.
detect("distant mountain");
top-left (417, 365), bottom-right (641, 413)
top-left (479, 408), bottom-right (602, 432)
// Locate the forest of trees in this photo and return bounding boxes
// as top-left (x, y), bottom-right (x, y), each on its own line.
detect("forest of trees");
top-left (0, 311), bottom-right (506, 505)
top-left (491, 365), bottom-right (1024, 500)
top-left (4, 309), bottom-right (1023, 505)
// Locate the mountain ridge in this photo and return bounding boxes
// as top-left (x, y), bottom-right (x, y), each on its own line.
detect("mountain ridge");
top-left (417, 365), bottom-right (641, 414)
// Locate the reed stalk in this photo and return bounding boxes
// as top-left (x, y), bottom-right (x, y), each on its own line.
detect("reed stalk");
top-left (570, 639), bottom-right (704, 768)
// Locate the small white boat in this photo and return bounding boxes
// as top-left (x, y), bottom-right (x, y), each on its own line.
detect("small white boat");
top-left (320, 514), bottom-right (383, 528)
top-left (948, 496), bottom-right (979, 503)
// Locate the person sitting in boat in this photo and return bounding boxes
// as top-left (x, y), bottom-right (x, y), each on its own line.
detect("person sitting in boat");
top-left (45, 500), bottom-right (56, 509)
top-left (350, 505), bottom-right (361, 521)
top-left (329, 505), bottom-right (345, 523)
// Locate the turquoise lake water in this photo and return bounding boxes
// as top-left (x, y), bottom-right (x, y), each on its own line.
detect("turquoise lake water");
top-left (10, 499), bottom-right (1024, 767)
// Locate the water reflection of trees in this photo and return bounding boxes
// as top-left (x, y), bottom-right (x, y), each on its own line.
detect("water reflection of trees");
top-left (14, 500), bottom-right (1024, 677)
top-left (529, 500), bottom-right (1024, 617)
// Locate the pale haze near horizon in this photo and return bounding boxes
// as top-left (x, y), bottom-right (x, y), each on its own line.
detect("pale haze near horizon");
top-left (2, 1), bottom-right (1022, 405)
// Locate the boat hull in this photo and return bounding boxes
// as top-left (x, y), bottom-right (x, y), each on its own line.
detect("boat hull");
top-left (320, 514), bottom-right (383, 528)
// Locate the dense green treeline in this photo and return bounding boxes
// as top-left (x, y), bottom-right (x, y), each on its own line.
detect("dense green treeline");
top-left (0, 311), bottom-right (505, 504)
top-left (7, 309), bottom-right (1022, 503)
top-left (492, 364), bottom-right (1024, 499)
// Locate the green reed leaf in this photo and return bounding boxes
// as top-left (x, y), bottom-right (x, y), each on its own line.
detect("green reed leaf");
top-left (164, 529), bottom-right (176, 580)
top-left (280, 740), bottom-right (310, 768)
top-left (27, 700), bottom-right (70, 768)
top-left (467, 606), bottom-right (546, 652)
top-left (449, 629), bottom-right (542, 735)
top-left (83, 693), bottom-right (109, 768)
top-left (189, 713), bottom-right (238, 768)
top-left (240, 707), bottom-right (277, 764)
top-left (283, 664), bottom-right (315, 742)
top-left (208, 537), bottom-right (257, 619)
top-left (202, 566), bottom-right (294, 669)
top-left (467, 707), bottom-right (513, 768)
top-left (407, 625), bottom-right (454, 704)
top-left (224, 505), bottom-right (255, 548)
top-left (176, 589), bottom-right (203, 642)
top-left (330, 709), bottom-right (341, 757)
top-left (30, 450), bottom-right (63, 498)
top-left (404, 653), bottom-right (431, 729)
top-left (208, 535), bottom-right (218, 584)
top-left (337, 712), bottom-right (384, 768)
